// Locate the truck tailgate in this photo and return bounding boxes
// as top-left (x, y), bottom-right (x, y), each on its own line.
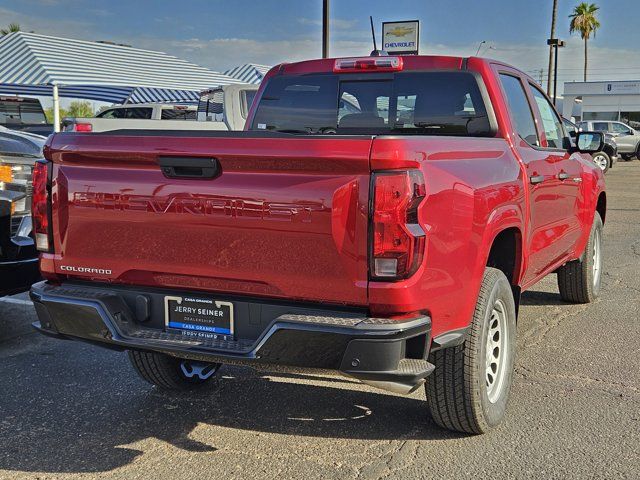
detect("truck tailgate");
top-left (46, 133), bottom-right (372, 306)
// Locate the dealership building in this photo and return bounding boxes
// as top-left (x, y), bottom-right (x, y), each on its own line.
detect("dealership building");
top-left (562, 80), bottom-right (640, 128)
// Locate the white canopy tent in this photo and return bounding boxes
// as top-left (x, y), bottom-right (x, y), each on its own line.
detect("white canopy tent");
top-left (0, 32), bottom-right (239, 131)
top-left (224, 64), bottom-right (271, 84)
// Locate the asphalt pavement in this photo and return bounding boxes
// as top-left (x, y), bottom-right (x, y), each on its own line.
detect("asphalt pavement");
top-left (1, 162), bottom-right (639, 479)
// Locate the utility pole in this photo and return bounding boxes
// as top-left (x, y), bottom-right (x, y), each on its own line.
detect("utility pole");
top-left (322, 0), bottom-right (330, 58)
top-left (546, 0), bottom-right (558, 95)
top-left (547, 38), bottom-right (565, 105)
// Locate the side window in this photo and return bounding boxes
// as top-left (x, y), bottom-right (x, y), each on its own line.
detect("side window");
top-left (124, 108), bottom-right (153, 119)
top-left (611, 122), bottom-right (631, 135)
top-left (97, 108), bottom-right (124, 119)
top-left (530, 86), bottom-right (566, 149)
top-left (593, 122), bottom-right (609, 132)
top-left (499, 74), bottom-right (539, 146)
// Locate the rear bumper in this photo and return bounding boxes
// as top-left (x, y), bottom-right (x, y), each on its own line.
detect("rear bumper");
top-left (30, 281), bottom-right (434, 394)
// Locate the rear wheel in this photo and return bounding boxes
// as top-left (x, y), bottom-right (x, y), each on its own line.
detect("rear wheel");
top-left (592, 151), bottom-right (610, 173)
top-left (425, 267), bottom-right (516, 434)
top-left (557, 212), bottom-right (603, 303)
top-left (128, 350), bottom-right (221, 390)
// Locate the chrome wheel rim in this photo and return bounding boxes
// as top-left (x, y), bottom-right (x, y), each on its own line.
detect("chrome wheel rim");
top-left (485, 299), bottom-right (508, 403)
top-left (593, 228), bottom-right (602, 288)
top-left (593, 153), bottom-right (608, 171)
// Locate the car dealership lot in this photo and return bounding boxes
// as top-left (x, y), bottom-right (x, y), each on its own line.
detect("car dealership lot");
top-left (1, 163), bottom-right (639, 480)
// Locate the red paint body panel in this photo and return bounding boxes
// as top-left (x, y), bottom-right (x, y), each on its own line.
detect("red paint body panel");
top-left (41, 55), bottom-right (605, 339)
top-left (45, 135), bottom-right (372, 305)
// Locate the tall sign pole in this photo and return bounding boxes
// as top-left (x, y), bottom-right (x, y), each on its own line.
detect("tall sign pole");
top-left (322, 0), bottom-right (330, 58)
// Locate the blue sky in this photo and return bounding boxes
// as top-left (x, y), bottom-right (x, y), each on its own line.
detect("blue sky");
top-left (2, 0), bottom-right (640, 85)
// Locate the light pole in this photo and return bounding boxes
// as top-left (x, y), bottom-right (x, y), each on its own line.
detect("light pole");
top-left (547, 38), bottom-right (565, 105)
top-left (322, 0), bottom-right (329, 58)
top-left (475, 40), bottom-right (486, 56)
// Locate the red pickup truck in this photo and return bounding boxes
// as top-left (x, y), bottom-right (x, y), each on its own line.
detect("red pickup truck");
top-left (30, 55), bottom-right (606, 434)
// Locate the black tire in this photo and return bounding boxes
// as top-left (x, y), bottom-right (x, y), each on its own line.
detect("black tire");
top-left (621, 154), bottom-right (634, 162)
top-left (128, 350), bottom-right (220, 390)
top-left (591, 151), bottom-right (610, 174)
top-left (557, 212), bottom-right (603, 303)
top-left (425, 267), bottom-right (517, 434)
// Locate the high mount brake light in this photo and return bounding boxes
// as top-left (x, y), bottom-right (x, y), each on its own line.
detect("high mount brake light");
top-left (371, 170), bottom-right (426, 280)
top-left (74, 123), bottom-right (93, 132)
top-left (334, 57), bottom-right (403, 73)
top-left (31, 160), bottom-right (52, 252)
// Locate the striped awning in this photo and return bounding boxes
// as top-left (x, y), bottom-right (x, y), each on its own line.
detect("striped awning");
top-left (224, 64), bottom-right (271, 84)
top-left (0, 31), bottom-right (238, 103)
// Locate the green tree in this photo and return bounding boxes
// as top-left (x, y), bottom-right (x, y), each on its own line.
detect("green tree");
top-left (67, 100), bottom-right (94, 118)
top-left (44, 101), bottom-right (94, 123)
top-left (0, 23), bottom-right (21, 36)
top-left (569, 3), bottom-right (601, 81)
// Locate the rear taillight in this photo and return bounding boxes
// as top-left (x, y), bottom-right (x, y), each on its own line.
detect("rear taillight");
top-left (74, 123), bottom-right (93, 132)
top-left (371, 170), bottom-right (426, 280)
top-left (31, 160), bottom-right (52, 252)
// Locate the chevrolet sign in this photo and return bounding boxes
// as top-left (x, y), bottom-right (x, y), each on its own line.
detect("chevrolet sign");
top-left (382, 20), bottom-right (419, 55)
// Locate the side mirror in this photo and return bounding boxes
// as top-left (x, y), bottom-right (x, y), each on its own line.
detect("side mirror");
top-left (576, 131), bottom-right (604, 153)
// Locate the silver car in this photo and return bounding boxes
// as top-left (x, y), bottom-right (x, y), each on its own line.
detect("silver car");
top-left (578, 120), bottom-right (640, 160)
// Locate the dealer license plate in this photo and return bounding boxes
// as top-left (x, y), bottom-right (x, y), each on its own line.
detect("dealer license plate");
top-left (164, 296), bottom-right (234, 340)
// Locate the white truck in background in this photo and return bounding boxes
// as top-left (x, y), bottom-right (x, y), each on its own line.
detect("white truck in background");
top-left (62, 84), bottom-right (259, 133)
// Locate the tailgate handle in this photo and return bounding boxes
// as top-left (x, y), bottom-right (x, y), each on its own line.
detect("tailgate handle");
top-left (158, 157), bottom-right (219, 179)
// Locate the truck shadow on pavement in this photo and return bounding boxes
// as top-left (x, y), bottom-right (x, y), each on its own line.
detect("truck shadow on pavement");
top-left (0, 338), bottom-right (464, 475)
top-left (519, 290), bottom-right (567, 307)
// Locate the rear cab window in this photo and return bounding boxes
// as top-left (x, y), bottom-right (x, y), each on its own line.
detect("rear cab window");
top-left (251, 71), bottom-right (494, 136)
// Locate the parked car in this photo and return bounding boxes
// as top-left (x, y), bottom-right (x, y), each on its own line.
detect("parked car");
top-left (62, 85), bottom-right (259, 133)
top-left (578, 120), bottom-right (640, 160)
top-left (0, 127), bottom-right (43, 296)
top-left (197, 84), bottom-right (259, 130)
top-left (0, 96), bottom-right (52, 137)
top-left (30, 55), bottom-right (606, 435)
top-left (563, 118), bottom-right (617, 173)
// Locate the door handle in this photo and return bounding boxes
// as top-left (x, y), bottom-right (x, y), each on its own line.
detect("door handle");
top-left (558, 172), bottom-right (570, 180)
top-left (158, 156), bottom-right (219, 179)
top-left (530, 174), bottom-right (545, 185)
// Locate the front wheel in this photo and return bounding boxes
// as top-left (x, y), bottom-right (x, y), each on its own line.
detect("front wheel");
top-left (557, 212), bottom-right (604, 303)
top-left (592, 151), bottom-right (610, 173)
top-left (425, 267), bottom-right (517, 434)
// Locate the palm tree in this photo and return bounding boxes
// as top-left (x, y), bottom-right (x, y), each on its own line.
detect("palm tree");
top-left (547, 0), bottom-right (559, 95)
top-left (569, 3), bottom-right (601, 81)
top-left (0, 23), bottom-right (21, 36)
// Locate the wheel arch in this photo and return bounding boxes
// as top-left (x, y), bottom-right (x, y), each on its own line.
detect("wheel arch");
top-left (596, 191), bottom-right (607, 224)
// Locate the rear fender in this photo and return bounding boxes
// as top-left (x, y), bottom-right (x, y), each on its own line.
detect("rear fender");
top-left (474, 205), bottom-right (524, 290)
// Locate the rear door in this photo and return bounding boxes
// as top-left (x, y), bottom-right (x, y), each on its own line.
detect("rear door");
top-left (49, 133), bottom-right (372, 306)
top-left (498, 72), bottom-right (564, 283)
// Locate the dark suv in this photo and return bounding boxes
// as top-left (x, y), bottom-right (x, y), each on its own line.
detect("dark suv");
top-left (564, 118), bottom-right (617, 173)
top-left (0, 127), bottom-right (43, 296)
